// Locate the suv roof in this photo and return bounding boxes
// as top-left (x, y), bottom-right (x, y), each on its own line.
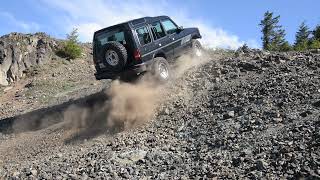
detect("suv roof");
top-left (94, 16), bottom-right (170, 34)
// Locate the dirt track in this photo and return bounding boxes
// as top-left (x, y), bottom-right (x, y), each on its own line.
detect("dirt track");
top-left (0, 50), bottom-right (320, 179)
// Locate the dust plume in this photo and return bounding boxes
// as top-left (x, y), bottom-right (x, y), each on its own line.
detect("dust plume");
top-left (107, 80), bottom-right (162, 128)
top-left (8, 50), bottom-right (211, 139)
top-left (62, 51), bottom-right (211, 136)
top-left (62, 78), bottom-right (163, 138)
top-left (173, 51), bottom-right (210, 78)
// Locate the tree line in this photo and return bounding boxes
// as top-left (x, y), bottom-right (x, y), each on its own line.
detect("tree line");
top-left (260, 11), bottom-right (320, 51)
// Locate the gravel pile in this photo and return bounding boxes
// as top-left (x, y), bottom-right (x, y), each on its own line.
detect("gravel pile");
top-left (1, 50), bottom-right (320, 179)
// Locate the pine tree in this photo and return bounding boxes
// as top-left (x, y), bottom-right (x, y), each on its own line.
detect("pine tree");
top-left (294, 21), bottom-right (310, 51)
top-left (259, 11), bottom-right (277, 50)
top-left (313, 25), bottom-right (320, 41)
top-left (259, 11), bottom-right (290, 51)
top-left (308, 25), bottom-right (320, 49)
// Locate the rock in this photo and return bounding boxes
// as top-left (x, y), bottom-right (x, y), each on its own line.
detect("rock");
top-left (0, 70), bottom-right (8, 86)
top-left (312, 100), bottom-right (320, 107)
top-left (114, 150), bottom-right (147, 164)
top-left (31, 169), bottom-right (38, 176)
top-left (300, 110), bottom-right (312, 117)
top-left (238, 62), bottom-right (260, 72)
top-left (273, 118), bottom-right (283, 123)
top-left (223, 111), bottom-right (235, 119)
top-left (164, 108), bottom-right (170, 115)
top-left (3, 86), bottom-right (13, 92)
top-left (12, 171), bottom-right (20, 177)
top-left (255, 159), bottom-right (268, 171)
top-left (0, 33), bottom-right (58, 85)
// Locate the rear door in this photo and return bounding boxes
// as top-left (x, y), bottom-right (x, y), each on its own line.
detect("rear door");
top-left (135, 25), bottom-right (153, 63)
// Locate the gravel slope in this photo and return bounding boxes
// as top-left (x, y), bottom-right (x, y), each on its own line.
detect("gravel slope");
top-left (0, 50), bottom-right (320, 179)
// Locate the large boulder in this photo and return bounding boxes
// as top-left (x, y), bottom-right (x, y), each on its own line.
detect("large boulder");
top-left (0, 32), bottom-right (58, 86)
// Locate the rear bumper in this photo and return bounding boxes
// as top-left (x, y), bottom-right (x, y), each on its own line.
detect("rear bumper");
top-left (95, 62), bottom-right (149, 80)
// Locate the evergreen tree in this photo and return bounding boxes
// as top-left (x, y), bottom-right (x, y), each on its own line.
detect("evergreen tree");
top-left (259, 11), bottom-right (289, 51)
top-left (313, 25), bottom-right (320, 41)
top-left (259, 11), bottom-right (277, 50)
top-left (294, 21), bottom-right (310, 51)
top-left (307, 25), bottom-right (320, 49)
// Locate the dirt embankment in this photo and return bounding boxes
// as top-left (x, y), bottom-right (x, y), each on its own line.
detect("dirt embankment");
top-left (0, 47), bottom-right (320, 179)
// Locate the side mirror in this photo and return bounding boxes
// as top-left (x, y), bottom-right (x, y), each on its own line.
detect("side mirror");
top-left (177, 26), bottom-right (184, 33)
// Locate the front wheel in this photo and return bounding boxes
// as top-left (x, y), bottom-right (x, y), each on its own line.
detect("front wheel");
top-left (151, 57), bottom-right (170, 82)
top-left (191, 39), bottom-right (203, 57)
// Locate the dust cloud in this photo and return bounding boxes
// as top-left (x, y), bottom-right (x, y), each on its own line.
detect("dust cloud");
top-left (62, 51), bottom-right (210, 134)
top-left (9, 51), bottom-right (210, 137)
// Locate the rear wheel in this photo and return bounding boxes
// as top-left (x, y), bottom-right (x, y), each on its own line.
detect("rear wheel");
top-left (151, 57), bottom-right (170, 82)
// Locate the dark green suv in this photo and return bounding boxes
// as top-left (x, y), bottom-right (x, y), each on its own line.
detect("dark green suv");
top-left (93, 15), bottom-right (202, 81)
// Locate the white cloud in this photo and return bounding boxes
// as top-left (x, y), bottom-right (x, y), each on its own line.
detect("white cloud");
top-left (42, 0), bottom-right (254, 49)
top-left (0, 12), bottom-right (40, 32)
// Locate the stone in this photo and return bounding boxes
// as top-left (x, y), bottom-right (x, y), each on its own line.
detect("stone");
top-left (164, 108), bottom-right (170, 115)
top-left (273, 118), bottom-right (283, 123)
top-left (3, 86), bottom-right (12, 92)
top-left (0, 70), bottom-right (8, 86)
top-left (0, 33), bottom-right (57, 85)
top-left (224, 111), bottom-right (235, 119)
top-left (312, 100), bottom-right (320, 107)
top-left (114, 150), bottom-right (147, 164)
top-left (31, 169), bottom-right (38, 176)
top-left (12, 171), bottom-right (20, 177)
top-left (256, 159), bottom-right (268, 171)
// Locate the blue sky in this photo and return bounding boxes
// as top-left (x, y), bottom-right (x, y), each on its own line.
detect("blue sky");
top-left (1, 0), bottom-right (319, 49)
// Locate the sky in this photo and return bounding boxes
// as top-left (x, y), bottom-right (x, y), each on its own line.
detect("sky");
top-left (0, 0), bottom-right (319, 49)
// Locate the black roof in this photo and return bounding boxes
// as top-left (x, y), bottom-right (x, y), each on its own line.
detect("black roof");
top-left (94, 16), bottom-right (170, 34)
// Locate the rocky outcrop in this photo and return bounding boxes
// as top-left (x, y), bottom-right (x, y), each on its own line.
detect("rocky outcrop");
top-left (0, 33), bottom-right (58, 86)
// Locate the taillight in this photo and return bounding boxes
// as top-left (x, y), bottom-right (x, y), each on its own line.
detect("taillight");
top-left (134, 49), bottom-right (141, 61)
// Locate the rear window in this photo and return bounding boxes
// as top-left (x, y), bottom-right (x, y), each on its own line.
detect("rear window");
top-left (94, 28), bottom-right (126, 47)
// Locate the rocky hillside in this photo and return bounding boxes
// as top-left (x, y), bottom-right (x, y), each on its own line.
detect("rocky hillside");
top-left (0, 44), bottom-right (319, 179)
top-left (0, 33), bottom-right (60, 86)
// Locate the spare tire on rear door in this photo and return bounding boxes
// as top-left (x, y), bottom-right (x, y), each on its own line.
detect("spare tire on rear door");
top-left (103, 41), bottom-right (127, 72)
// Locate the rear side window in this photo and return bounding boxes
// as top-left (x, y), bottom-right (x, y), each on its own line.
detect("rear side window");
top-left (151, 21), bottom-right (166, 40)
top-left (162, 19), bottom-right (178, 34)
top-left (136, 26), bottom-right (151, 46)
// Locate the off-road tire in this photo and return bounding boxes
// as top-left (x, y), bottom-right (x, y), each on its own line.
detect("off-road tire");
top-left (103, 41), bottom-right (127, 72)
top-left (191, 39), bottom-right (203, 57)
top-left (151, 57), bottom-right (170, 82)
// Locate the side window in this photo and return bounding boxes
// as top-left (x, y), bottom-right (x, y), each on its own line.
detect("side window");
top-left (136, 26), bottom-right (151, 46)
top-left (151, 21), bottom-right (166, 40)
top-left (162, 19), bottom-right (178, 34)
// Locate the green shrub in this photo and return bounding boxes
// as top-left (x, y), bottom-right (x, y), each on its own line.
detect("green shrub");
top-left (294, 40), bottom-right (309, 51)
top-left (58, 28), bottom-right (82, 60)
top-left (279, 41), bottom-right (293, 52)
top-left (309, 39), bottom-right (320, 49)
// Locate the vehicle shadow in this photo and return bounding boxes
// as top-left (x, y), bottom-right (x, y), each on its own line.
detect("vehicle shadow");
top-left (0, 89), bottom-right (121, 144)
